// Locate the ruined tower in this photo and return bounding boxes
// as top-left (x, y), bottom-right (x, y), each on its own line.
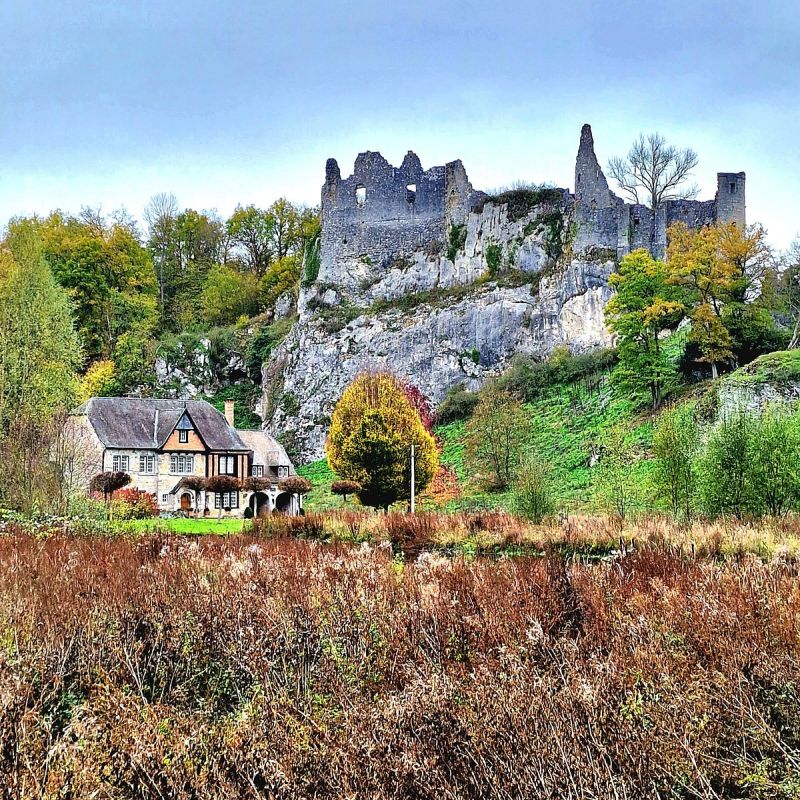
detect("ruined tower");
top-left (574, 124), bottom-right (613, 210)
top-left (715, 172), bottom-right (746, 227)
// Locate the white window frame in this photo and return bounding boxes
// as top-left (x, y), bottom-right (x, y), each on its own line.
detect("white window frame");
top-left (251, 465), bottom-right (264, 477)
top-left (112, 455), bottom-right (130, 473)
top-left (278, 465), bottom-right (289, 478)
top-left (170, 454), bottom-right (194, 475)
top-left (178, 429), bottom-right (189, 443)
top-left (139, 454), bottom-right (156, 474)
top-left (161, 493), bottom-right (169, 504)
top-left (214, 491), bottom-right (239, 510)
top-left (219, 455), bottom-right (236, 475)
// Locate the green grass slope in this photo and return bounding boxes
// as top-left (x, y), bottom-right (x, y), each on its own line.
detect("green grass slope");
top-left (298, 348), bottom-right (800, 515)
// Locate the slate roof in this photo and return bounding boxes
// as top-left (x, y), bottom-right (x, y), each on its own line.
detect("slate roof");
top-left (74, 398), bottom-right (250, 451)
top-left (237, 429), bottom-right (294, 470)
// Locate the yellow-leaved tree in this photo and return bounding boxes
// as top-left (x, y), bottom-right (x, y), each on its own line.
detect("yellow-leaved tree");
top-left (326, 372), bottom-right (438, 510)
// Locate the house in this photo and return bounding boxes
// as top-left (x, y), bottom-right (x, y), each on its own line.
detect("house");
top-left (68, 397), bottom-right (299, 517)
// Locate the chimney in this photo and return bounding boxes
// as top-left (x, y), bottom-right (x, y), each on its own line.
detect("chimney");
top-left (224, 400), bottom-right (235, 428)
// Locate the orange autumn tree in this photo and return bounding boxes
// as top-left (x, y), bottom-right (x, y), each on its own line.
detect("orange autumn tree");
top-left (327, 372), bottom-right (438, 511)
top-left (666, 221), bottom-right (773, 377)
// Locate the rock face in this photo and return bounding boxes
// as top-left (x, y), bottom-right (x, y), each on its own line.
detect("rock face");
top-left (264, 125), bottom-right (746, 462)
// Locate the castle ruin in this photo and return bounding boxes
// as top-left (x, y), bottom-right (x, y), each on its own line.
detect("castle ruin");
top-left (269, 125), bottom-right (747, 461)
top-left (317, 123), bottom-right (745, 280)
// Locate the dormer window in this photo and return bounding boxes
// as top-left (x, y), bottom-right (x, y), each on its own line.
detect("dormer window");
top-left (175, 411), bottom-right (193, 443)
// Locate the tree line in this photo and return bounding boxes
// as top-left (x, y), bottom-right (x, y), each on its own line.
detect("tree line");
top-left (0, 195), bottom-right (319, 514)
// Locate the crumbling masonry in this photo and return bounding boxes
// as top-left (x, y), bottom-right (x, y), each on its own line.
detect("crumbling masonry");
top-left (318, 123), bottom-right (744, 279)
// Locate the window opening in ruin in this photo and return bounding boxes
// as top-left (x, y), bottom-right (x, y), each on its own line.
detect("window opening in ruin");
top-left (730, 182), bottom-right (736, 194)
top-left (356, 185), bottom-right (366, 207)
top-left (406, 183), bottom-right (416, 204)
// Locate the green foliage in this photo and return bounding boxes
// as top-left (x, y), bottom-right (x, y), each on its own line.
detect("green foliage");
top-left (437, 384), bottom-right (480, 425)
top-left (112, 328), bottom-right (158, 394)
top-left (226, 205), bottom-right (275, 277)
top-left (595, 423), bottom-right (638, 519)
top-left (485, 243), bottom-right (502, 275)
top-left (482, 184), bottom-right (564, 222)
top-left (301, 227), bottom-right (322, 287)
top-left (260, 255), bottom-right (300, 311)
top-left (748, 405), bottom-right (800, 516)
top-left (697, 409), bottom-right (756, 519)
top-left (652, 403), bottom-right (699, 519)
top-left (203, 384), bottom-right (262, 429)
top-left (80, 360), bottom-right (118, 400)
top-left (0, 225), bottom-right (82, 425)
top-left (245, 317), bottom-right (295, 382)
top-left (447, 224), bottom-right (467, 262)
top-left (606, 249), bottom-right (684, 409)
top-left (464, 387), bottom-right (532, 491)
top-left (7, 213), bottom-right (157, 362)
top-left (511, 458), bottom-right (555, 522)
top-left (367, 270), bottom-right (535, 318)
top-left (327, 373), bottom-right (439, 510)
top-left (698, 404), bottom-right (800, 519)
top-left (725, 349), bottom-right (800, 388)
top-left (496, 347), bottom-right (617, 404)
top-left (281, 391), bottom-right (300, 418)
top-left (200, 264), bottom-right (260, 326)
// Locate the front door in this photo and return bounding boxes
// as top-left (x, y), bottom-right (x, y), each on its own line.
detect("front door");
top-left (180, 492), bottom-right (192, 511)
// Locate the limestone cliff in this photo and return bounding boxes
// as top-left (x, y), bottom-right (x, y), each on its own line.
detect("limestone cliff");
top-left (262, 125), bottom-right (745, 462)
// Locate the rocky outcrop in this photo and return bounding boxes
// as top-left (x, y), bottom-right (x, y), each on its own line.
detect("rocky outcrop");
top-left (262, 124), bottom-right (745, 462)
top-left (265, 197), bottom-right (614, 461)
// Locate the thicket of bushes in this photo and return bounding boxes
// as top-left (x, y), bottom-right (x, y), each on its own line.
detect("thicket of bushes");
top-left (2, 531), bottom-right (799, 798)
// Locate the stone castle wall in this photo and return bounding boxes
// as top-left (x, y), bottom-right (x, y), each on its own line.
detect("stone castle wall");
top-left (573, 124), bottom-right (745, 260)
top-left (318, 151), bottom-right (483, 284)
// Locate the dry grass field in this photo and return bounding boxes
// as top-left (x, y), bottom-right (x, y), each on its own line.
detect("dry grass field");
top-left (1, 519), bottom-right (799, 797)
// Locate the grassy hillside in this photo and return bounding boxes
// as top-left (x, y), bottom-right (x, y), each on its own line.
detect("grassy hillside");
top-left (299, 348), bottom-right (800, 515)
top-left (300, 372), bottom-right (660, 514)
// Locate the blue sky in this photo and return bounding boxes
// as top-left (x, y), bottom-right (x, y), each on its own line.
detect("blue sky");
top-left (1, 0), bottom-right (798, 247)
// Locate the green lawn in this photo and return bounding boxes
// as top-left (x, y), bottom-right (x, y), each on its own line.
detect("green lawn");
top-left (117, 517), bottom-right (249, 535)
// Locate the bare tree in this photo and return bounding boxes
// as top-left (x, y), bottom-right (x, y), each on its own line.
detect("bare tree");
top-left (144, 192), bottom-right (179, 312)
top-left (608, 133), bottom-right (699, 212)
top-left (787, 238), bottom-right (800, 349)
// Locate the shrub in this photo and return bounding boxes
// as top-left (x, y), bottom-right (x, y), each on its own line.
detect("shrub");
top-left (511, 459), bottom-right (555, 523)
top-left (464, 387), bottom-right (532, 491)
top-left (89, 472), bottom-right (131, 502)
top-left (2, 533), bottom-right (798, 796)
top-left (436, 384), bottom-right (479, 424)
top-left (697, 409), bottom-right (755, 519)
top-left (110, 488), bottom-right (158, 520)
top-left (481, 184), bottom-right (564, 221)
top-left (446, 223), bottom-right (467, 262)
top-left (278, 476), bottom-right (313, 495)
top-left (652, 404), bottom-right (699, 520)
top-left (485, 243), bottom-right (502, 275)
top-left (331, 480), bottom-right (361, 502)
